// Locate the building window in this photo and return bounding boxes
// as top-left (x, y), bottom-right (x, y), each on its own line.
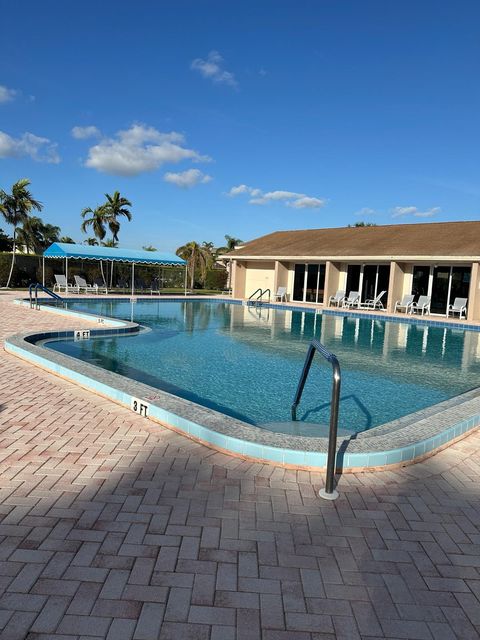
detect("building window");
top-left (292, 263), bottom-right (326, 303)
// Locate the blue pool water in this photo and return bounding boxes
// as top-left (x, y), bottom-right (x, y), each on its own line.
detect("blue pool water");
top-left (45, 299), bottom-right (480, 436)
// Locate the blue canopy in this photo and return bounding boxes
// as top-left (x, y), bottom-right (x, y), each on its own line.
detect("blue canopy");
top-left (43, 242), bottom-right (186, 266)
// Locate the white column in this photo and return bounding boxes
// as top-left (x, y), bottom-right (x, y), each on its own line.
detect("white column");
top-left (184, 264), bottom-right (188, 296)
top-left (131, 263), bottom-right (135, 297)
top-left (42, 256), bottom-right (45, 287)
top-left (65, 257), bottom-right (69, 293)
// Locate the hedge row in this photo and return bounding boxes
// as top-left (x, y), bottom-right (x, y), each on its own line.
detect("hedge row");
top-left (0, 252), bottom-right (228, 290)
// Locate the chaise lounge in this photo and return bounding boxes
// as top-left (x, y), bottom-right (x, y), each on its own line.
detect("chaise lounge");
top-left (361, 290), bottom-right (386, 310)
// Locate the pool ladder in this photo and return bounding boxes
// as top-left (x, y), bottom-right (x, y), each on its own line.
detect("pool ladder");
top-left (247, 288), bottom-right (271, 306)
top-left (29, 283), bottom-right (64, 310)
top-left (292, 338), bottom-right (341, 500)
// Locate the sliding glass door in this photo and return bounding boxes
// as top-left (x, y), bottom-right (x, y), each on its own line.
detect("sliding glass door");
top-left (292, 263), bottom-right (326, 303)
top-left (413, 265), bottom-right (471, 315)
top-left (431, 267), bottom-right (451, 314)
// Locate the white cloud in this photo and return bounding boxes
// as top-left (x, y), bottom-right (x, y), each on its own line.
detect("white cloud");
top-left (392, 205), bottom-right (440, 218)
top-left (227, 184), bottom-right (261, 197)
top-left (71, 125), bottom-right (101, 139)
top-left (164, 168), bottom-right (212, 188)
top-left (0, 85), bottom-right (17, 103)
top-left (288, 196), bottom-right (326, 209)
top-left (0, 130), bottom-right (60, 163)
top-left (228, 184), bottom-right (326, 209)
top-left (84, 123), bottom-right (211, 176)
top-left (191, 51), bottom-right (238, 88)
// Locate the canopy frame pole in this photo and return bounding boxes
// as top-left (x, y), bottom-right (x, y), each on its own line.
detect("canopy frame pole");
top-left (184, 264), bottom-right (188, 297)
top-left (65, 257), bottom-right (69, 294)
top-left (42, 256), bottom-right (45, 287)
top-left (131, 262), bottom-right (135, 297)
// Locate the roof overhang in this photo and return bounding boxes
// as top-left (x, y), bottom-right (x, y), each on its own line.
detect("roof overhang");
top-left (227, 255), bottom-right (480, 263)
top-left (43, 242), bottom-right (186, 266)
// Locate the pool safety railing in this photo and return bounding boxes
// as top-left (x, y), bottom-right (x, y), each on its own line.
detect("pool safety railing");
top-left (248, 288), bottom-right (271, 306)
top-left (292, 338), bottom-right (341, 501)
top-left (29, 283), bottom-right (64, 310)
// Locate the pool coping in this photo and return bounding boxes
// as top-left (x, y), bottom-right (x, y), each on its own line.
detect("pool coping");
top-left (4, 296), bottom-right (480, 471)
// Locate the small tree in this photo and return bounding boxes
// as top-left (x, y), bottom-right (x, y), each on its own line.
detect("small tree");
top-left (0, 179), bottom-right (43, 287)
top-left (176, 241), bottom-right (211, 288)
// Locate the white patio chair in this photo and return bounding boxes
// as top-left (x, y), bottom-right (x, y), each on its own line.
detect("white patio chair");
top-left (274, 286), bottom-right (287, 302)
top-left (328, 290), bottom-right (345, 307)
top-left (74, 275), bottom-right (104, 294)
top-left (411, 295), bottom-right (431, 316)
top-left (447, 297), bottom-right (467, 319)
top-left (361, 290), bottom-right (386, 310)
top-left (342, 291), bottom-right (360, 308)
top-left (394, 294), bottom-right (414, 314)
top-left (53, 274), bottom-right (76, 293)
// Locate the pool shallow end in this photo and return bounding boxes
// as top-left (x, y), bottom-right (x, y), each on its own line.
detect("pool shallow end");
top-left (5, 297), bottom-right (480, 471)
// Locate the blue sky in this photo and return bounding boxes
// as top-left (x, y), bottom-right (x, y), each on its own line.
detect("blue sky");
top-left (1, 0), bottom-right (479, 251)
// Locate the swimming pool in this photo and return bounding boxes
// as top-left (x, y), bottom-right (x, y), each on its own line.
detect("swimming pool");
top-left (41, 298), bottom-right (480, 437)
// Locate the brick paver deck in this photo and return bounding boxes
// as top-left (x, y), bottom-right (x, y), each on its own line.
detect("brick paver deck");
top-left (1, 291), bottom-right (480, 639)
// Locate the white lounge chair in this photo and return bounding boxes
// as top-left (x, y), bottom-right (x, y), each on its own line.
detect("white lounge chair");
top-left (342, 291), bottom-right (360, 308)
top-left (53, 274), bottom-right (76, 293)
top-left (74, 275), bottom-right (108, 294)
top-left (275, 286), bottom-right (287, 302)
top-left (447, 297), bottom-right (467, 319)
top-left (411, 295), bottom-right (431, 316)
top-left (394, 294), bottom-right (414, 314)
top-left (328, 290), bottom-right (345, 307)
top-left (361, 290), bottom-right (386, 310)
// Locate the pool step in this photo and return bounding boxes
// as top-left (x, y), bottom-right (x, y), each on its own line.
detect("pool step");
top-left (259, 422), bottom-right (352, 438)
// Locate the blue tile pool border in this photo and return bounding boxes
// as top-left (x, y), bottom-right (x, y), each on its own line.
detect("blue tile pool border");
top-left (5, 295), bottom-right (480, 471)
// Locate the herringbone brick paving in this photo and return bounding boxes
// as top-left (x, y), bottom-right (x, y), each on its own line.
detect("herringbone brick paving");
top-left (0, 292), bottom-right (479, 639)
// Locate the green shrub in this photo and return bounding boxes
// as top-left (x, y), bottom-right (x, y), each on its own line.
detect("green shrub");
top-left (205, 268), bottom-right (228, 290)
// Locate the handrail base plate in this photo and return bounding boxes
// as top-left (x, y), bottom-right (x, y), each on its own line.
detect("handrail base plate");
top-left (319, 488), bottom-right (339, 501)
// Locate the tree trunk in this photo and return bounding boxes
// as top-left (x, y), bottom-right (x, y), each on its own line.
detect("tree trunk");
top-left (100, 261), bottom-right (107, 287)
top-left (190, 259), bottom-right (195, 289)
top-left (5, 228), bottom-right (16, 288)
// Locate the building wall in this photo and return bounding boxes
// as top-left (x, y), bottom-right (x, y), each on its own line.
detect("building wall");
top-left (243, 261), bottom-right (275, 297)
top-left (233, 258), bottom-right (479, 320)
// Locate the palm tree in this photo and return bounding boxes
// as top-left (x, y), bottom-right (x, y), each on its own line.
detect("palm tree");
top-left (81, 206), bottom-right (108, 285)
top-left (59, 235), bottom-right (75, 244)
top-left (16, 217), bottom-right (60, 254)
top-left (103, 191), bottom-right (132, 243)
top-left (143, 245), bottom-right (157, 251)
top-left (84, 237), bottom-right (99, 246)
top-left (100, 238), bottom-right (119, 287)
top-left (81, 206), bottom-right (108, 241)
top-left (0, 178), bottom-right (43, 287)
top-left (176, 241), bottom-right (211, 289)
top-left (222, 235), bottom-right (243, 253)
top-left (216, 235), bottom-right (243, 291)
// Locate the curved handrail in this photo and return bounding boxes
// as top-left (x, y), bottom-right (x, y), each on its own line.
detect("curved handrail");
top-left (29, 283), bottom-right (64, 310)
top-left (248, 288), bottom-right (271, 305)
top-left (248, 288), bottom-right (263, 301)
top-left (291, 338), bottom-right (341, 499)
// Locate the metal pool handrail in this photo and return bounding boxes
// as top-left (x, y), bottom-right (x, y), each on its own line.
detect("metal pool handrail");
top-left (29, 283), bottom-right (64, 310)
top-left (248, 288), bottom-right (271, 305)
top-left (291, 338), bottom-right (341, 501)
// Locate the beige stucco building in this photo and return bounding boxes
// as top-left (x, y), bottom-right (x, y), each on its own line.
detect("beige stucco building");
top-left (224, 221), bottom-right (480, 321)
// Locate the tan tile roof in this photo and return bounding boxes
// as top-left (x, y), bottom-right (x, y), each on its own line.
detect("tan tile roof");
top-left (228, 221), bottom-right (480, 259)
